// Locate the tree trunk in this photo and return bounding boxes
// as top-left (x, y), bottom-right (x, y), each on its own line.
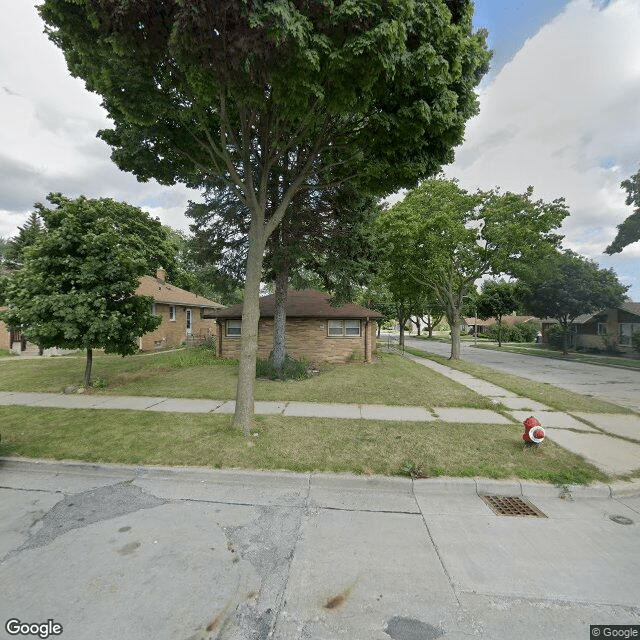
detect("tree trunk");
top-left (449, 313), bottom-right (461, 359)
top-left (497, 315), bottom-right (503, 347)
top-left (234, 226), bottom-right (267, 437)
top-left (562, 323), bottom-right (569, 355)
top-left (83, 348), bottom-right (93, 386)
top-left (272, 267), bottom-right (289, 371)
top-left (426, 314), bottom-right (434, 338)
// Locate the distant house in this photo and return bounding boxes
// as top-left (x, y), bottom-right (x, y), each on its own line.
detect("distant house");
top-left (135, 268), bottom-right (225, 350)
top-left (542, 302), bottom-right (640, 352)
top-left (209, 288), bottom-right (382, 364)
top-left (0, 268), bottom-right (225, 354)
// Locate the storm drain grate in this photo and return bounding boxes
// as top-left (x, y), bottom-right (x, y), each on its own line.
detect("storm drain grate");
top-left (480, 495), bottom-right (547, 518)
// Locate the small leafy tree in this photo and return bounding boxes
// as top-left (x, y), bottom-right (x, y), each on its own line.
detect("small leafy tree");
top-left (1, 194), bottom-right (179, 384)
top-left (521, 249), bottom-right (629, 355)
top-left (476, 280), bottom-right (521, 347)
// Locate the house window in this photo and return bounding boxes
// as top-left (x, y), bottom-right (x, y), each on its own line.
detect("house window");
top-left (328, 319), bottom-right (361, 337)
top-left (226, 320), bottom-right (242, 337)
top-left (597, 322), bottom-right (607, 336)
top-left (151, 303), bottom-right (157, 316)
top-left (169, 306), bottom-right (176, 321)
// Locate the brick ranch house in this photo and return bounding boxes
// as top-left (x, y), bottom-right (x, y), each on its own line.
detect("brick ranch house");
top-left (135, 268), bottom-right (224, 350)
top-left (541, 301), bottom-right (640, 352)
top-left (0, 268), bottom-right (224, 354)
top-left (208, 288), bottom-right (382, 364)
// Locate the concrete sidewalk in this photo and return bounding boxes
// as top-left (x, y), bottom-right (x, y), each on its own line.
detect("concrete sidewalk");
top-left (1, 458), bottom-right (639, 640)
top-left (2, 359), bottom-right (640, 476)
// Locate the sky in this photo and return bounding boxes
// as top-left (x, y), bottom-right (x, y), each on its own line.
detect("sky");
top-left (0, 0), bottom-right (639, 299)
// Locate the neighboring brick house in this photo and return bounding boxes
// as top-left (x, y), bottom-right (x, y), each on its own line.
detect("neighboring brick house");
top-left (135, 268), bottom-right (225, 350)
top-left (0, 269), bottom-right (225, 354)
top-left (209, 288), bottom-right (382, 364)
top-left (0, 309), bottom-right (11, 350)
top-left (540, 302), bottom-right (640, 352)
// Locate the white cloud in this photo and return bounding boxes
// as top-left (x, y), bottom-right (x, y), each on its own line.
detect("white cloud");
top-left (0, 1), bottom-right (198, 238)
top-left (447, 0), bottom-right (640, 298)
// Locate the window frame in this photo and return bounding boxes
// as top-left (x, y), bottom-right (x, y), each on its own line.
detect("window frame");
top-left (169, 306), bottom-right (176, 322)
top-left (327, 319), bottom-right (361, 337)
top-left (226, 319), bottom-right (242, 337)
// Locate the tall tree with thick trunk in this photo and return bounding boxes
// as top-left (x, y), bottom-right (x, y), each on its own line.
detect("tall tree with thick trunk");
top-left (40, 0), bottom-right (490, 434)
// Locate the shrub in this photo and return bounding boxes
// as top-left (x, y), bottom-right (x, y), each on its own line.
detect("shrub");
top-left (510, 322), bottom-right (538, 342)
top-left (546, 324), bottom-right (566, 350)
top-left (632, 330), bottom-right (640, 354)
top-left (256, 354), bottom-right (310, 381)
top-left (200, 334), bottom-right (217, 351)
top-left (486, 322), bottom-right (538, 343)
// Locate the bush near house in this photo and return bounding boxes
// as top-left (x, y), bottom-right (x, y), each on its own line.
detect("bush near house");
top-left (632, 330), bottom-right (640, 354)
top-left (486, 322), bottom-right (538, 343)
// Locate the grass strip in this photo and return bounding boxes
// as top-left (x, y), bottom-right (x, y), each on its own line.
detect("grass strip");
top-left (0, 406), bottom-right (609, 485)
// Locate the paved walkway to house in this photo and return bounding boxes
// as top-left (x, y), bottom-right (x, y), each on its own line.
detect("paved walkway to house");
top-left (2, 348), bottom-right (640, 476)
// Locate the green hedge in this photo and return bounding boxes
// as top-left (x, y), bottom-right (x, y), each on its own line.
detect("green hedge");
top-left (486, 322), bottom-right (539, 343)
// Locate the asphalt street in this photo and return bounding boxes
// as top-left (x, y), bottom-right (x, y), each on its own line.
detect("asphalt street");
top-left (1, 459), bottom-right (639, 640)
top-left (404, 337), bottom-right (640, 413)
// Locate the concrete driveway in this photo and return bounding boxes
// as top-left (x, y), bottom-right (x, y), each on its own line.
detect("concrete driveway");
top-left (404, 337), bottom-right (640, 412)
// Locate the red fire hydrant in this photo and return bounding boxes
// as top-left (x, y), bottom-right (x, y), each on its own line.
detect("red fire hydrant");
top-left (523, 416), bottom-right (545, 447)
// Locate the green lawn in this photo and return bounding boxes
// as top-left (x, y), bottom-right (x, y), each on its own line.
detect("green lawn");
top-left (0, 349), bottom-right (494, 409)
top-left (0, 406), bottom-right (609, 485)
top-left (0, 346), bottom-right (628, 483)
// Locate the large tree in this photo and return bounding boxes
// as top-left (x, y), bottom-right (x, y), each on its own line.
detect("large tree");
top-left (40, 0), bottom-right (490, 434)
top-left (377, 179), bottom-right (568, 359)
top-left (1, 194), bottom-right (180, 384)
top-left (520, 249), bottom-right (629, 355)
top-left (606, 167), bottom-right (640, 254)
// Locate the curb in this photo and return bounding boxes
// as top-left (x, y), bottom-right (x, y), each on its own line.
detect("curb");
top-left (2, 457), bottom-right (639, 499)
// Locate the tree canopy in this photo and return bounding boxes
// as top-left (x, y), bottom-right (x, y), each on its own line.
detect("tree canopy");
top-left (606, 167), bottom-right (640, 254)
top-left (1, 194), bottom-right (179, 384)
top-left (377, 179), bottom-right (568, 358)
top-left (40, 0), bottom-right (491, 433)
top-left (520, 249), bottom-right (629, 354)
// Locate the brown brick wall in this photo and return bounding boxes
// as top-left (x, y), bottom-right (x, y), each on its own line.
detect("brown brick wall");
top-left (139, 304), bottom-right (217, 350)
top-left (218, 318), bottom-right (378, 364)
top-left (0, 319), bottom-right (10, 350)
